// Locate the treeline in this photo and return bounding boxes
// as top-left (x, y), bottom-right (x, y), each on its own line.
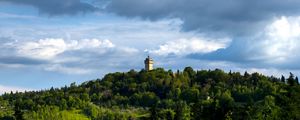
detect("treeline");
top-left (0, 67), bottom-right (300, 120)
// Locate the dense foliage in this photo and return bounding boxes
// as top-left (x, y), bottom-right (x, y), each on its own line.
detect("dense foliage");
top-left (1, 67), bottom-right (300, 120)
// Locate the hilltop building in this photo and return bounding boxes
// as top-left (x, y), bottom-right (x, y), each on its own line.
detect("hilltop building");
top-left (144, 56), bottom-right (154, 71)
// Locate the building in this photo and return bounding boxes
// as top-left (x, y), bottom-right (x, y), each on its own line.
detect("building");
top-left (144, 56), bottom-right (154, 71)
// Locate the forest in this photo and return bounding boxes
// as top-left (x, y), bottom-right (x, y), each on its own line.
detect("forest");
top-left (0, 67), bottom-right (300, 120)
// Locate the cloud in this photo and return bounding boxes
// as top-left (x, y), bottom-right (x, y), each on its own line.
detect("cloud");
top-left (71, 39), bottom-right (115, 49)
top-left (17, 38), bottom-right (69, 59)
top-left (0, 85), bottom-right (33, 94)
top-left (190, 16), bottom-right (300, 69)
top-left (248, 16), bottom-right (300, 62)
top-left (16, 38), bottom-right (115, 60)
top-left (0, 56), bottom-right (46, 65)
top-left (1, 0), bottom-right (97, 16)
top-left (44, 64), bottom-right (93, 75)
top-left (0, 38), bottom-right (140, 74)
top-left (3, 0), bottom-right (300, 36)
top-left (0, 12), bottom-right (37, 19)
top-left (147, 37), bottom-right (230, 56)
top-left (106, 0), bottom-right (300, 36)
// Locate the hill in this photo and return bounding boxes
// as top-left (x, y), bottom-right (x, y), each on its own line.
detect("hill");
top-left (1, 67), bottom-right (300, 120)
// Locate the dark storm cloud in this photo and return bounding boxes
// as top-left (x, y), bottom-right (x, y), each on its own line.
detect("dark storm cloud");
top-left (188, 39), bottom-right (300, 70)
top-left (188, 40), bottom-right (248, 63)
top-left (2, 0), bottom-right (97, 16)
top-left (106, 0), bottom-right (300, 35)
top-left (4, 0), bottom-right (300, 34)
top-left (105, 0), bottom-right (300, 70)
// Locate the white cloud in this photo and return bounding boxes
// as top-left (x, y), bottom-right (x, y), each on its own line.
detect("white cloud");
top-left (44, 64), bottom-right (93, 74)
top-left (69, 39), bottom-right (115, 50)
top-left (117, 47), bottom-right (139, 55)
top-left (0, 38), bottom-right (140, 74)
top-left (0, 12), bottom-right (37, 19)
top-left (147, 37), bottom-right (230, 56)
top-left (248, 16), bottom-right (300, 63)
top-left (0, 85), bottom-right (33, 95)
top-left (17, 38), bottom-right (68, 59)
top-left (16, 38), bottom-right (116, 59)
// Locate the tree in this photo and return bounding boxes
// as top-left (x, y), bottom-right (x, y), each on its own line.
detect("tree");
top-left (180, 88), bottom-right (199, 103)
top-left (150, 103), bottom-right (159, 120)
top-left (1, 67), bottom-right (300, 120)
top-left (159, 109), bottom-right (175, 120)
top-left (244, 71), bottom-right (250, 78)
top-left (191, 100), bottom-right (213, 120)
top-left (14, 99), bottom-right (24, 120)
top-left (255, 96), bottom-right (280, 119)
top-left (295, 77), bottom-right (299, 85)
top-left (281, 75), bottom-right (285, 83)
top-left (184, 67), bottom-right (196, 86)
top-left (251, 72), bottom-right (260, 86)
top-left (287, 72), bottom-right (296, 86)
top-left (174, 101), bottom-right (190, 120)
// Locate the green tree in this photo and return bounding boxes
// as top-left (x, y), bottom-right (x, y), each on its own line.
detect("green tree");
top-left (281, 75), bottom-right (285, 83)
top-left (150, 103), bottom-right (159, 120)
top-left (287, 72), bottom-right (296, 86)
top-left (255, 96), bottom-right (280, 120)
top-left (14, 99), bottom-right (24, 120)
top-left (174, 101), bottom-right (190, 120)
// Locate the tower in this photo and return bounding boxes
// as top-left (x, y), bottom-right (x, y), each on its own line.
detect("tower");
top-left (144, 56), bottom-right (154, 71)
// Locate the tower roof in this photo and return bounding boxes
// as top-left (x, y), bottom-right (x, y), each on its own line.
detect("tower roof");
top-left (145, 55), bottom-right (153, 61)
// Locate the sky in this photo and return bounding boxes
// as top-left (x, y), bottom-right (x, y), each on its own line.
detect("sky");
top-left (1, 0), bottom-right (300, 94)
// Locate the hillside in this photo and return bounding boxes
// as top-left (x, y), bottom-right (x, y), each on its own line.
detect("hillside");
top-left (1, 67), bottom-right (300, 120)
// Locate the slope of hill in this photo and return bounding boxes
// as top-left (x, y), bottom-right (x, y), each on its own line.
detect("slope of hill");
top-left (1, 67), bottom-right (300, 120)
